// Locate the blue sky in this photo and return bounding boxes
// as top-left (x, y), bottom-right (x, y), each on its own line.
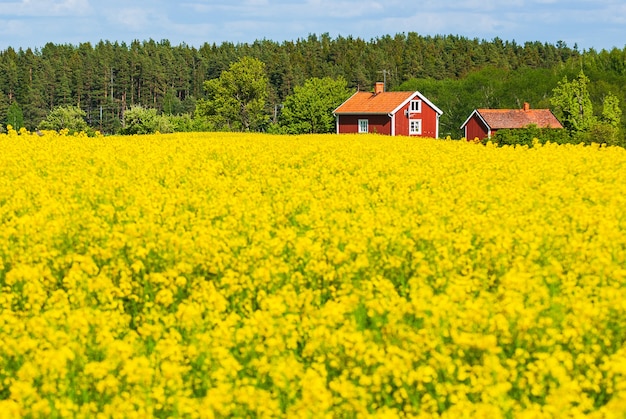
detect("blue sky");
top-left (0, 0), bottom-right (624, 51)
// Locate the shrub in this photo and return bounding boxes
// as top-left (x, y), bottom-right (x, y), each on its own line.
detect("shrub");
top-left (38, 105), bottom-right (89, 134)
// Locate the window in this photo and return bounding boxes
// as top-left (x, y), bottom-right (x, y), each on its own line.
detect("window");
top-left (409, 119), bottom-right (422, 135)
top-left (358, 119), bottom-right (368, 133)
top-left (410, 100), bottom-right (422, 113)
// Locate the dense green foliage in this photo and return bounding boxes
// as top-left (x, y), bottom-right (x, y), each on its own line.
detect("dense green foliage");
top-left (121, 105), bottom-right (173, 135)
top-left (37, 105), bottom-right (89, 134)
top-left (1, 33), bottom-right (625, 140)
top-left (277, 77), bottom-right (352, 134)
top-left (398, 64), bottom-right (625, 144)
top-left (551, 72), bottom-right (623, 146)
top-left (551, 71), bottom-right (596, 133)
top-left (492, 126), bottom-right (571, 147)
top-left (196, 57), bottom-right (270, 131)
top-left (5, 101), bottom-right (23, 131)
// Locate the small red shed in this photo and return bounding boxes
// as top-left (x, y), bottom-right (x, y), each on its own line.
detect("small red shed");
top-left (333, 82), bottom-right (443, 137)
top-left (461, 102), bottom-right (563, 141)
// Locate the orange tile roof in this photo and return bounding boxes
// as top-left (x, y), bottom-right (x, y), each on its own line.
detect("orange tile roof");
top-left (334, 91), bottom-right (417, 114)
top-left (475, 108), bottom-right (563, 129)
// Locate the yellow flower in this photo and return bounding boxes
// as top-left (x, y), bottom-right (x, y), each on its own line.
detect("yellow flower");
top-left (2, 132), bottom-right (626, 417)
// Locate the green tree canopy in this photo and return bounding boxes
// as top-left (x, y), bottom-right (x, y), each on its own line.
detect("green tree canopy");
top-left (195, 56), bottom-right (269, 131)
top-left (597, 93), bottom-right (623, 146)
top-left (2, 36), bottom-right (626, 138)
top-left (121, 105), bottom-right (173, 135)
top-left (602, 93), bottom-right (622, 128)
top-left (6, 101), bottom-right (24, 130)
top-left (550, 71), bottom-right (623, 145)
top-left (550, 71), bottom-right (596, 133)
top-left (38, 105), bottom-right (88, 133)
top-left (279, 76), bottom-right (352, 134)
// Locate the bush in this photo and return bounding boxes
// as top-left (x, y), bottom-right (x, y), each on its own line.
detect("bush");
top-left (169, 113), bottom-right (215, 133)
top-left (121, 105), bottom-right (173, 135)
top-left (38, 105), bottom-right (89, 134)
top-left (492, 125), bottom-right (570, 147)
top-left (574, 123), bottom-right (625, 147)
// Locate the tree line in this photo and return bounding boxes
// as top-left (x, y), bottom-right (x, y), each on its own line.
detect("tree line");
top-left (1, 32), bottom-right (625, 142)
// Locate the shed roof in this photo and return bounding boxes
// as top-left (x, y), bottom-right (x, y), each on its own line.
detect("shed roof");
top-left (334, 91), bottom-right (442, 116)
top-left (462, 107), bottom-right (563, 130)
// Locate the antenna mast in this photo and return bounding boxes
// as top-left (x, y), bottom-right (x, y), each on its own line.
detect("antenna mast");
top-left (377, 69), bottom-right (389, 90)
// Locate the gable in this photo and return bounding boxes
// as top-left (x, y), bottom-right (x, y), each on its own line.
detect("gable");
top-left (460, 110), bottom-right (489, 130)
top-left (390, 92), bottom-right (444, 116)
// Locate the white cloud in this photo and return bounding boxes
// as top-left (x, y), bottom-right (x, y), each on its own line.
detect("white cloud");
top-left (107, 7), bottom-right (152, 31)
top-left (179, 0), bottom-right (383, 20)
top-left (243, 0), bottom-right (269, 6)
top-left (0, 0), bottom-right (92, 16)
top-left (0, 0), bottom-right (622, 51)
top-left (0, 18), bottom-right (29, 37)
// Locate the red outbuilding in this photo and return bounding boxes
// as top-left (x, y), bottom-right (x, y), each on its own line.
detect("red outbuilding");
top-left (333, 82), bottom-right (443, 137)
top-left (461, 102), bottom-right (563, 141)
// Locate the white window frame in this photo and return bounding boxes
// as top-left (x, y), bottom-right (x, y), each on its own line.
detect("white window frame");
top-left (409, 119), bottom-right (422, 135)
top-left (358, 119), bottom-right (369, 133)
top-left (410, 100), bottom-right (422, 113)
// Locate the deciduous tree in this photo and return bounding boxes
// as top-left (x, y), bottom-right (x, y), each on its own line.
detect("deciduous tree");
top-left (5, 101), bottom-right (23, 130)
top-left (196, 56), bottom-right (269, 131)
top-left (550, 71), bottom-right (596, 133)
top-left (279, 76), bottom-right (352, 134)
top-left (602, 93), bottom-right (622, 128)
top-left (121, 105), bottom-right (172, 135)
top-left (38, 105), bottom-right (88, 133)
top-left (599, 93), bottom-right (623, 146)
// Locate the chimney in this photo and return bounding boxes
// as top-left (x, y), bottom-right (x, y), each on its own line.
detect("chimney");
top-left (374, 82), bottom-right (384, 95)
top-left (523, 102), bottom-right (530, 112)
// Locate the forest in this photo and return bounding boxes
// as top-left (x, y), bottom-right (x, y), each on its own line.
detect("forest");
top-left (1, 32), bottom-right (625, 142)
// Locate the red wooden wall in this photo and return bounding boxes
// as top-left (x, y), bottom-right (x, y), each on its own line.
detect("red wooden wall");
top-left (464, 115), bottom-right (489, 140)
top-left (337, 97), bottom-right (441, 138)
top-left (337, 115), bottom-right (392, 135)
top-left (398, 101), bottom-right (440, 138)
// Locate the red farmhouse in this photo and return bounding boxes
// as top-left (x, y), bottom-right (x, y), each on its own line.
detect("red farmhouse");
top-left (333, 82), bottom-right (443, 137)
top-left (461, 102), bottom-right (563, 141)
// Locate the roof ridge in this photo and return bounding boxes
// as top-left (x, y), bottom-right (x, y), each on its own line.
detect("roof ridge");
top-left (479, 108), bottom-right (553, 111)
top-left (334, 90), bottom-right (427, 115)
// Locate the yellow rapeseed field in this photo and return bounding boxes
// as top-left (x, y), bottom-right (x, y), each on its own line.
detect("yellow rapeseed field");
top-left (2, 127), bottom-right (626, 418)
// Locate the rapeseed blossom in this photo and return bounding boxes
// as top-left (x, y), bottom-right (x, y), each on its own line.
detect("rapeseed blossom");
top-left (1, 128), bottom-right (626, 417)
